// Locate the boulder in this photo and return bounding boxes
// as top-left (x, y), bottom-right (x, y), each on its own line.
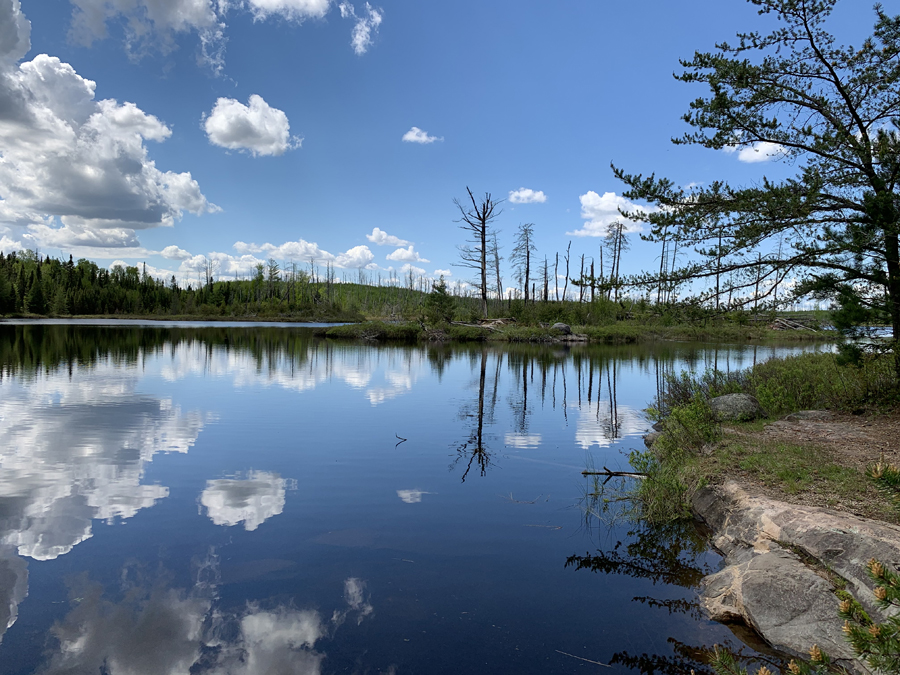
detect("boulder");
top-left (643, 431), bottom-right (662, 448)
top-left (550, 322), bottom-right (572, 335)
top-left (694, 481), bottom-right (900, 673)
top-left (709, 393), bottom-right (763, 421)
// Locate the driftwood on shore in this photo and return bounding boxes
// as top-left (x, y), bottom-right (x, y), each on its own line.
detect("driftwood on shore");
top-left (450, 321), bottom-right (501, 332)
top-left (769, 317), bottom-right (816, 331)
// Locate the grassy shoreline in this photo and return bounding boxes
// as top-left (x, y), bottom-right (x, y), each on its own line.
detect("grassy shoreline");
top-left (0, 312), bottom-right (361, 324)
top-left (0, 314), bottom-right (840, 344)
top-left (623, 351), bottom-right (900, 524)
top-left (318, 319), bottom-right (838, 344)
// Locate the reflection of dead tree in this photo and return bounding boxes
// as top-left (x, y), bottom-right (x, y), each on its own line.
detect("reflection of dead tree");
top-left (506, 352), bottom-right (531, 434)
top-left (452, 349), bottom-right (497, 482)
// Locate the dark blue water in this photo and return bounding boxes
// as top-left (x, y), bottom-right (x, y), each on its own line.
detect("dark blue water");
top-left (0, 323), bottom-right (828, 674)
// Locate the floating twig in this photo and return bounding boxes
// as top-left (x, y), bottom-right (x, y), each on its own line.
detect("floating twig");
top-left (582, 466), bottom-right (647, 479)
top-left (554, 650), bottom-right (612, 667)
top-left (395, 434), bottom-right (407, 448)
top-left (502, 492), bottom-right (544, 504)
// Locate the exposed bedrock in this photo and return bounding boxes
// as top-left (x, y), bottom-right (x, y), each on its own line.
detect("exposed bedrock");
top-left (692, 481), bottom-right (900, 673)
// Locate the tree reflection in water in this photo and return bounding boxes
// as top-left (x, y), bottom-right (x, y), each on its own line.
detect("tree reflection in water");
top-left (567, 512), bottom-right (788, 675)
top-left (451, 349), bottom-right (500, 482)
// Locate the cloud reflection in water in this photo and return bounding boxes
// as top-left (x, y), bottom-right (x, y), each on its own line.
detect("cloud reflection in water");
top-left (39, 554), bottom-right (374, 675)
top-left (0, 366), bottom-right (209, 561)
top-left (200, 472), bottom-right (288, 531)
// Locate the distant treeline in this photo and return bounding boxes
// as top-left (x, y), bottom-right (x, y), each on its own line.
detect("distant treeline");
top-left (0, 250), bottom-right (435, 320)
top-left (0, 250), bottom-right (623, 323)
top-left (0, 250), bottom-right (810, 329)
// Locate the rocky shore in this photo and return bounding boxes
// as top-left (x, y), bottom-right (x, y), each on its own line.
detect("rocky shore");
top-left (692, 481), bottom-right (900, 673)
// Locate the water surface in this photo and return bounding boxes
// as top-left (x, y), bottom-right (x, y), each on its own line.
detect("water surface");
top-left (0, 323), bottom-right (829, 674)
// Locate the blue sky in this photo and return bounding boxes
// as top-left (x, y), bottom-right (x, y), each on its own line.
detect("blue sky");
top-left (0, 0), bottom-right (877, 291)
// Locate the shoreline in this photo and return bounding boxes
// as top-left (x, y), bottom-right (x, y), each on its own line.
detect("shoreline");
top-left (692, 480), bottom-right (900, 675)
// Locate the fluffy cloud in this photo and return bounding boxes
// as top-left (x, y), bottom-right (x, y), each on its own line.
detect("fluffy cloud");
top-left (335, 244), bottom-right (375, 269)
top-left (0, 4), bottom-right (216, 254)
top-left (366, 227), bottom-right (410, 247)
top-left (235, 238), bottom-right (330, 261)
top-left (396, 489), bottom-right (430, 504)
top-left (232, 239), bottom-right (375, 269)
top-left (204, 95), bottom-right (300, 157)
top-left (0, 235), bottom-right (24, 252)
top-left (433, 268), bottom-right (451, 277)
top-left (200, 471), bottom-right (288, 532)
top-left (68, 0), bottom-right (370, 70)
top-left (402, 126), bottom-right (442, 144)
top-left (508, 188), bottom-right (547, 204)
top-left (339, 2), bottom-right (382, 55)
top-left (246, 0), bottom-right (331, 21)
top-left (161, 244), bottom-right (192, 260)
top-left (398, 263), bottom-right (425, 276)
top-left (725, 140), bottom-right (785, 163)
top-left (567, 191), bottom-right (648, 237)
top-left (386, 245), bottom-right (429, 263)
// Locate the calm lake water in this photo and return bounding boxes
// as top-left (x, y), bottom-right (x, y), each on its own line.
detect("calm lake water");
top-left (0, 322), bottom-right (830, 674)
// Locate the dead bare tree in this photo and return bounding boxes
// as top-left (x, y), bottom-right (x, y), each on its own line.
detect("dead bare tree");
top-left (541, 256), bottom-right (549, 302)
top-left (510, 222), bottom-right (536, 304)
top-left (488, 230), bottom-right (503, 310)
top-left (454, 187), bottom-right (503, 319)
top-left (554, 253), bottom-right (559, 301)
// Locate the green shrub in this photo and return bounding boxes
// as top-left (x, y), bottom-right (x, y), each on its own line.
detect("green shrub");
top-left (325, 321), bottom-right (422, 341)
top-left (446, 325), bottom-right (489, 341)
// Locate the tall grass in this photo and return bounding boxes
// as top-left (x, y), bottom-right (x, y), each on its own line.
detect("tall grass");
top-left (655, 351), bottom-right (899, 418)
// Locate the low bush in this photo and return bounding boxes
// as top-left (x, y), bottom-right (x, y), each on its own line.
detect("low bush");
top-left (325, 321), bottom-right (422, 342)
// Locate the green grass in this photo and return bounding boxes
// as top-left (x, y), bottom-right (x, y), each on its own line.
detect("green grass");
top-left (622, 351), bottom-right (900, 523)
top-left (727, 441), bottom-right (863, 495)
top-left (657, 351), bottom-right (899, 418)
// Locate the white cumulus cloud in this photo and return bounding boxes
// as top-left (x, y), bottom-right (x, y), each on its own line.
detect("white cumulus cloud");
top-left (508, 188), bottom-right (547, 204)
top-left (386, 245), bottom-right (429, 263)
top-left (402, 126), bottom-right (442, 144)
top-left (335, 244), bottom-right (375, 269)
top-left (0, 235), bottom-right (24, 252)
top-left (0, 2), bottom-right (216, 254)
top-left (398, 263), bottom-right (425, 276)
top-left (433, 269), bottom-right (451, 277)
top-left (567, 191), bottom-right (648, 237)
top-left (338, 2), bottom-right (382, 55)
top-left (204, 95), bottom-right (300, 157)
top-left (366, 227), bottom-right (410, 247)
top-left (725, 140), bottom-right (785, 163)
top-left (161, 245), bottom-right (192, 260)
